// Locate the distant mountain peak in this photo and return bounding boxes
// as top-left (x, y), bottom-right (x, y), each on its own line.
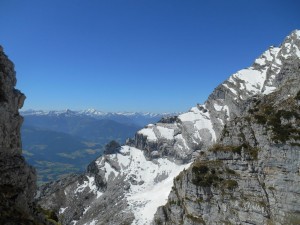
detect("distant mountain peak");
top-left (21, 109), bottom-right (176, 118)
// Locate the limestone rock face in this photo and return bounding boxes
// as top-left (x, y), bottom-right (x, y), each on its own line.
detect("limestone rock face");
top-left (153, 59), bottom-right (300, 225)
top-left (0, 46), bottom-right (52, 225)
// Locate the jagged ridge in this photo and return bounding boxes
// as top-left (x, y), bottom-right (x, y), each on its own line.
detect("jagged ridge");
top-left (153, 63), bottom-right (300, 224)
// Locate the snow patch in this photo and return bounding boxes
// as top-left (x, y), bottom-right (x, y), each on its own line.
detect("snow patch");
top-left (104, 161), bottom-right (119, 180)
top-left (295, 45), bottom-right (300, 57)
top-left (222, 83), bottom-right (238, 95)
top-left (74, 175), bottom-right (102, 198)
top-left (263, 86), bottom-right (276, 95)
top-left (157, 126), bottom-right (174, 140)
top-left (255, 57), bottom-right (266, 65)
top-left (83, 219), bottom-right (98, 225)
top-left (138, 126), bottom-right (157, 141)
top-left (179, 107), bottom-right (216, 142)
top-left (74, 180), bottom-right (88, 193)
top-left (213, 104), bottom-right (223, 111)
top-left (233, 68), bottom-right (267, 93)
top-left (228, 76), bottom-right (237, 85)
top-left (83, 206), bottom-right (91, 215)
top-left (175, 134), bottom-right (189, 149)
top-left (59, 207), bottom-right (68, 214)
top-left (120, 146), bottom-right (191, 225)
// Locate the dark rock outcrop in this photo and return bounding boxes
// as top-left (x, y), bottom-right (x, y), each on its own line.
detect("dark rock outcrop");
top-left (104, 140), bottom-right (121, 155)
top-left (0, 46), bottom-right (55, 225)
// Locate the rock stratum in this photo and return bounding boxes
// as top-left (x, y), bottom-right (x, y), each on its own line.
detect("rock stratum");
top-left (38, 30), bottom-right (300, 225)
top-left (0, 46), bottom-right (57, 225)
top-left (153, 52), bottom-right (300, 224)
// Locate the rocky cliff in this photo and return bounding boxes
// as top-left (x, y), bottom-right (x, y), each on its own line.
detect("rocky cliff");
top-left (0, 46), bottom-right (57, 225)
top-left (153, 58), bottom-right (300, 224)
top-left (133, 30), bottom-right (300, 163)
top-left (38, 30), bottom-right (300, 225)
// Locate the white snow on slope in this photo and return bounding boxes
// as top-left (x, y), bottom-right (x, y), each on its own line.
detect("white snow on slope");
top-left (96, 146), bottom-right (191, 225)
top-left (138, 124), bottom-right (157, 141)
top-left (213, 104), bottom-right (229, 117)
top-left (254, 47), bottom-right (280, 66)
top-left (225, 47), bottom-right (280, 96)
top-left (59, 207), bottom-right (68, 214)
top-left (83, 219), bottom-right (98, 225)
top-left (223, 32), bottom-right (300, 97)
top-left (232, 68), bottom-right (267, 93)
top-left (138, 124), bottom-right (175, 141)
top-left (157, 126), bottom-right (174, 140)
top-left (74, 175), bottom-right (102, 198)
top-left (263, 86), bottom-right (277, 95)
top-left (123, 146), bottom-right (191, 225)
top-left (222, 83), bottom-right (238, 95)
top-left (179, 106), bottom-right (216, 141)
top-left (175, 134), bottom-right (189, 149)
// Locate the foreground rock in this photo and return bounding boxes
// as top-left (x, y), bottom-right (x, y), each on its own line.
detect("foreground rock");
top-left (0, 46), bottom-right (56, 224)
top-left (153, 37), bottom-right (300, 224)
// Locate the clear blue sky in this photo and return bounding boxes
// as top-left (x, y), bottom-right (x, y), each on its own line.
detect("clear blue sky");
top-left (0, 0), bottom-right (299, 113)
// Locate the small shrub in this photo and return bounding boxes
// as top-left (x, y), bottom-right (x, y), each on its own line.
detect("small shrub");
top-left (254, 114), bottom-right (267, 124)
top-left (154, 218), bottom-right (163, 225)
top-left (223, 180), bottom-right (238, 190)
top-left (37, 206), bottom-right (61, 225)
top-left (186, 214), bottom-right (206, 224)
top-left (291, 143), bottom-right (300, 147)
top-left (295, 91), bottom-right (300, 100)
top-left (210, 144), bottom-right (242, 155)
top-left (258, 200), bottom-right (267, 208)
top-left (248, 147), bottom-right (259, 160)
top-left (192, 162), bottom-right (222, 188)
top-left (278, 110), bottom-right (299, 120)
top-left (268, 186), bottom-right (276, 191)
top-left (197, 165), bottom-right (209, 174)
top-left (225, 167), bottom-right (236, 175)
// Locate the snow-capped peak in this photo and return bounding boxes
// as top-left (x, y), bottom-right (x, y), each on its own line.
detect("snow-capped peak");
top-left (80, 108), bottom-right (107, 116)
top-left (21, 109), bottom-right (175, 118)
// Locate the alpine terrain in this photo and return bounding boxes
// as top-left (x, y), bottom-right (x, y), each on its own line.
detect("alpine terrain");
top-left (21, 109), bottom-right (169, 184)
top-left (37, 30), bottom-right (300, 224)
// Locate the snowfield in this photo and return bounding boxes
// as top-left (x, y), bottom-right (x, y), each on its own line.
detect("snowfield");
top-left (95, 146), bottom-right (191, 225)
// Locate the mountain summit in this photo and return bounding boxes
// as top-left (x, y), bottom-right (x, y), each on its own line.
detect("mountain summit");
top-left (38, 30), bottom-right (300, 225)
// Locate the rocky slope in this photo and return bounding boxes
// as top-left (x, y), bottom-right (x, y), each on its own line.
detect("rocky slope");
top-left (153, 61), bottom-right (300, 224)
top-left (134, 30), bottom-right (300, 163)
top-left (38, 30), bottom-right (300, 225)
top-left (0, 46), bottom-right (57, 224)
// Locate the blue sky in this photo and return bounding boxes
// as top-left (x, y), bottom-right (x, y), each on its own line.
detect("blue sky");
top-left (0, 0), bottom-right (299, 113)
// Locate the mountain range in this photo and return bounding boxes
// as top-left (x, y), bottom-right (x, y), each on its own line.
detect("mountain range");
top-left (21, 110), bottom-right (172, 184)
top-left (37, 30), bottom-right (300, 225)
top-left (21, 109), bottom-right (173, 127)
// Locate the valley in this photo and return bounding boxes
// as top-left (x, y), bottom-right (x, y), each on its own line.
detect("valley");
top-left (21, 110), bottom-right (170, 184)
